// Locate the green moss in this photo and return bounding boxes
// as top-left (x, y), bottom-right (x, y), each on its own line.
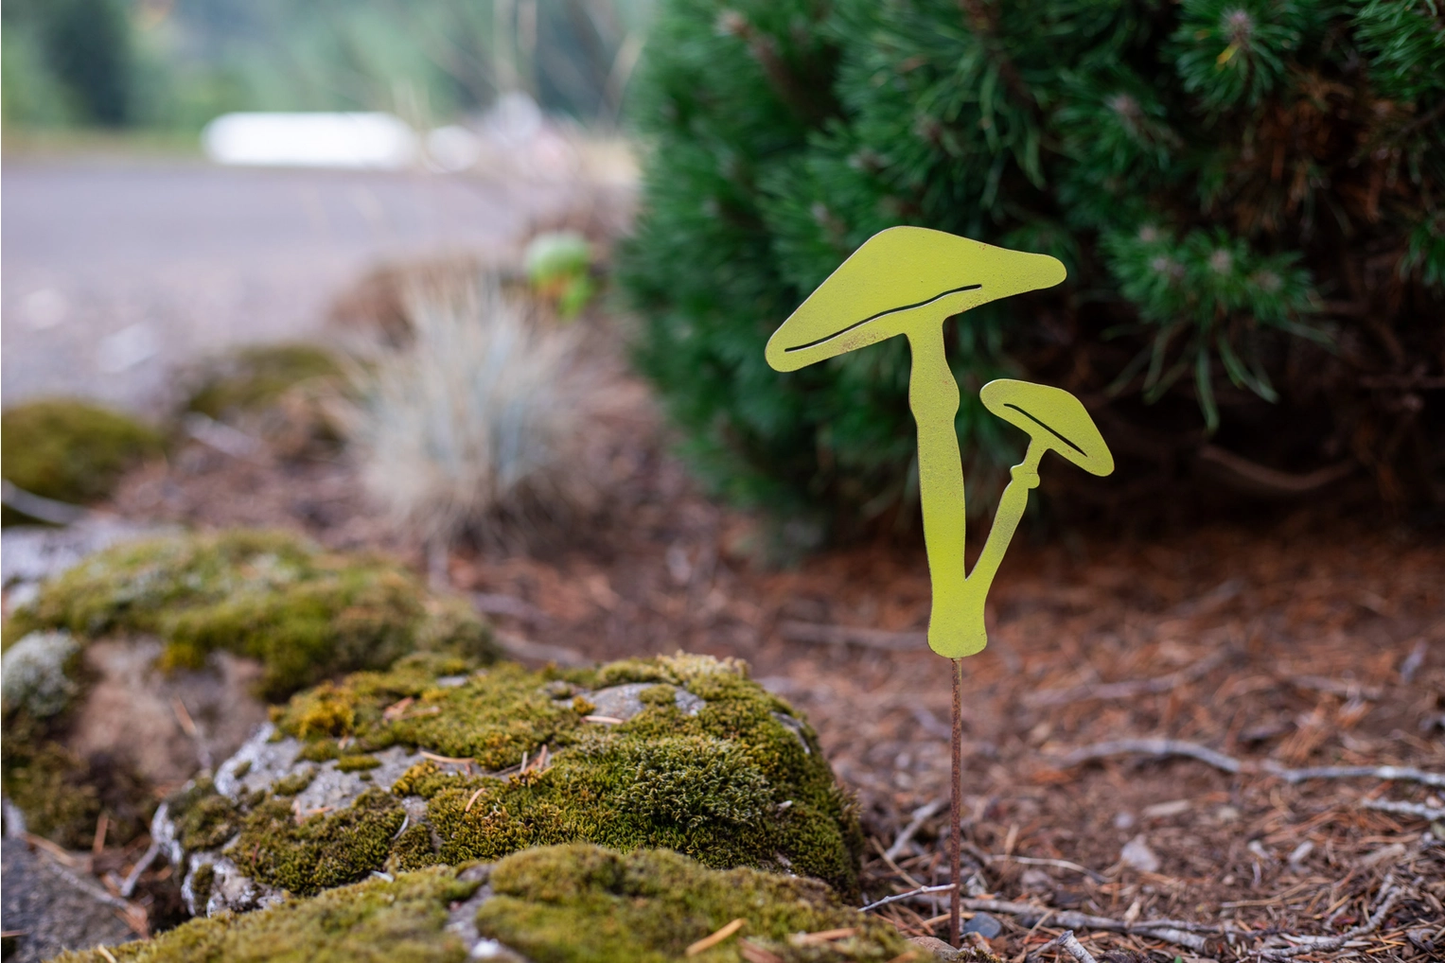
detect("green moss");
top-left (0, 398), bottom-right (164, 525)
top-left (232, 760), bottom-right (252, 779)
top-left (2, 529), bottom-right (498, 698)
top-left (1, 710), bottom-right (151, 849)
top-left (271, 768), bottom-right (317, 797)
top-left (189, 863), bottom-right (216, 910)
top-left (53, 847), bottom-right (908, 963)
top-left (168, 778), bottom-right (242, 851)
top-left (54, 866), bottom-right (477, 963)
top-left (478, 845), bottom-right (909, 963)
top-left (234, 789), bottom-right (406, 895)
top-left (250, 654), bottom-right (862, 898)
top-left (337, 754), bottom-right (382, 772)
top-left (185, 343), bottom-right (343, 419)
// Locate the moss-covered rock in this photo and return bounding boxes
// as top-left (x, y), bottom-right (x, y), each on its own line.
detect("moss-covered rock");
top-left (185, 343), bottom-right (343, 420)
top-left (1, 399), bottom-right (164, 525)
top-left (55, 845), bottom-right (910, 963)
top-left (160, 654), bottom-right (863, 915)
top-left (183, 344), bottom-right (345, 459)
top-left (2, 528), bottom-right (498, 697)
top-left (2, 530), bottom-right (498, 849)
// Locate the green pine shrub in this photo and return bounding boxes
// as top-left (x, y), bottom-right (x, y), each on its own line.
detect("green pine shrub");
top-left (620, 0), bottom-right (1444, 529)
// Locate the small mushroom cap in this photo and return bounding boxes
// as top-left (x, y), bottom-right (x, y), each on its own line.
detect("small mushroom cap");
top-left (980, 379), bottom-right (1114, 476)
top-left (766, 226), bottom-right (1066, 372)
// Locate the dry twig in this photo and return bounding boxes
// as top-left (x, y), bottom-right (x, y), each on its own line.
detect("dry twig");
top-left (1058, 738), bottom-right (1445, 787)
top-left (1362, 798), bottom-right (1445, 820)
top-left (1252, 875), bottom-right (1404, 960)
top-left (861, 885), bottom-right (1217, 952)
top-left (1023, 652), bottom-right (1226, 708)
top-left (1030, 930), bottom-right (1098, 963)
top-left (885, 799), bottom-right (946, 861)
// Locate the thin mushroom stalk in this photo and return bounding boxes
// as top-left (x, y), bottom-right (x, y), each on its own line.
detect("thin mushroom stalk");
top-left (766, 227), bottom-right (1112, 947)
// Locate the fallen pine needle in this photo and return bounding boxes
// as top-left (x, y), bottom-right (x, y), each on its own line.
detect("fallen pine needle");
top-left (583, 715), bottom-right (626, 724)
top-left (97, 948), bottom-right (118, 963)
top-left (420, 750), bottom-right (476, 765)
top-left (687, 918), bottom-right (745, 956)
top-left (738, 940), bottom-right (783, 963)
top-left (789, 927), bottom-right (856, 946)
top-left (464, 787), bottom-right (486, 812)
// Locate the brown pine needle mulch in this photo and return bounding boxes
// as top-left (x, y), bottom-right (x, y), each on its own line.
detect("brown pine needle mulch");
top-left (103, 370), bottom-right (1444, 962)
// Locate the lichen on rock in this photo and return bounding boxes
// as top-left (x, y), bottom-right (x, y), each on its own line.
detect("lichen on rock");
top-left (1, 630), bottom-right (83, 719)
top-left (54, 845), bottom-right (909, 963)
top-left (160, 653), bottom-right (863, 915)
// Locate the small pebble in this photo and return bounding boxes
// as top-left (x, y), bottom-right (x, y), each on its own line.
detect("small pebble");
top-left (1120, 834), bottom-right (1160, 873)
top-left (962, 912), bottom-right (1001, 939)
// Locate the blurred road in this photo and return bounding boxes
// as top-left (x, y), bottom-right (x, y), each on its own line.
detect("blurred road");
top-left (3, 158), bottom-right (577, 411)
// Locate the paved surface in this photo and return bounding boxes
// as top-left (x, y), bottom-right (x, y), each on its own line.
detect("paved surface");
top-left (3, 157), bottom-right (576, 412)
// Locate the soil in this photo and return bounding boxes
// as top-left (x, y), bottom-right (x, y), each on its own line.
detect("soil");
top-left (36, 333), bottom-right (1445, 962)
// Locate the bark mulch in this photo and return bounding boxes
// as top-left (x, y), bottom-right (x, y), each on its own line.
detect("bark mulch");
top-left (103, 366), bottom-right (1445, 963)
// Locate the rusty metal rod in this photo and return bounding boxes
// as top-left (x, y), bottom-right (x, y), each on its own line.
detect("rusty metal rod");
top-left (950, 656), bottom-right (964, 947)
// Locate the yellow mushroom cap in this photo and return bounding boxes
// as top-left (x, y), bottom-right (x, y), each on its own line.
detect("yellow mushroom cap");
top-left (766, 226), bottom-right (1066, 372)
top-left (980, 379), bottom-right (1114, 476)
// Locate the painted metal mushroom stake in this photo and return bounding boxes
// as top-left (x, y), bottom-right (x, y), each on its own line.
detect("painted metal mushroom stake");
top-left (765, 226), bottom-right (1114, 947)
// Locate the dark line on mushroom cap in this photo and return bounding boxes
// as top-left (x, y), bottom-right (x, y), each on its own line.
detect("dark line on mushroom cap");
top-left (1004, 403), bottom-right (1088, 457)
top-left (784, 284), bottom-right (983, 353)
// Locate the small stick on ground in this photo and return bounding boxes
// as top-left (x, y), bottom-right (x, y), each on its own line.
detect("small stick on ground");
top-left (1057, 738), bottom-right (1445, 787)
top-left (1362, 798), bottom-right (1445, 820)
top-left (861, 885), bottom-right (1218, 952)
top-left (120, 842), bottom-right (161, 898)
top-left (1253, 875), bottom-right (1403, 961)
top-left (1031, 930), bottom-right (1097, 963)
top-left (885, 798), bottom-right (945, 862)
top-left (1023, 651), bottom-right (1226, 708)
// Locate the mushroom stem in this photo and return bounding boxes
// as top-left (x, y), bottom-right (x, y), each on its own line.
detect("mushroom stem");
top-left (961, 439), bottom-right (1045, 605)
top-left (903, 323), bottom-right (975, 659)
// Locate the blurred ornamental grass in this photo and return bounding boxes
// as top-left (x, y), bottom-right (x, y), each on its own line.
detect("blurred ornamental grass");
top-left (336, 275), bottom-right (594, 549)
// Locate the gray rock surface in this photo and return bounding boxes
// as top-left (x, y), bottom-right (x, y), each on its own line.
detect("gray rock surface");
top-left (0, 838), bottom-right (138, 962)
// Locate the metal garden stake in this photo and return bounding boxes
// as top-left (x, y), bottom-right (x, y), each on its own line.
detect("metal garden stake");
top-left (765, 226), bottom-right (1114, 947)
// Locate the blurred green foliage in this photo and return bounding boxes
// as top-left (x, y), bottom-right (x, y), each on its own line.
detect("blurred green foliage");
top-left (620, 0), bottom-right (1445, 529)
top-left (2, 0), bottom-right (654, 133)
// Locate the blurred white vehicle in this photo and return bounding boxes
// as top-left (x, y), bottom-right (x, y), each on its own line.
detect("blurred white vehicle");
top-left (202, 112), bottom-right (419, 169)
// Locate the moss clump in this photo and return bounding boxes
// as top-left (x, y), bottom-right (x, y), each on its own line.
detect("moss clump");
top-left (54, 847), bottom-right (908, 963)
top-left (2, 641), bottom-right (153, 848)
top-left (336, 754), bottom-right (382, 772)
top-left (168, 777), bottom-right (242, 851)
top-left (270, 768), bottom-right (317, 797)
top-left (53, 866), bottom-right (477, 963)
top-left (185, 343), bottom-right (343, 419)
top-left (1, 398), bottom-right (164, 525)
top-left (479, 845), bottom-right (909, 962)
top-left (249, 654), bottom-right (862, 897)
top-left (233, 789), bottom-right (407, 896)
top-left (2, 529), bottom-right (498, 698)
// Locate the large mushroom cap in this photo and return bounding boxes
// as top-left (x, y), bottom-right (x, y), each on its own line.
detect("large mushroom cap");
top-left (766, 227), bottom-right (1066, 372)
top-left (980, 379), bottom-right (1114, 476)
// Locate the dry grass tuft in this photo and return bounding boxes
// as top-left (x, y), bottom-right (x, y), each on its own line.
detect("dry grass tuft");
top-left (336, 276), bottom-right (595, 550)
